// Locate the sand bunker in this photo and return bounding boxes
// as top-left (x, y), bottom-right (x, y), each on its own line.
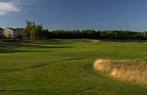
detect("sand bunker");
top-left (94, 59), bottom-right (147, 84)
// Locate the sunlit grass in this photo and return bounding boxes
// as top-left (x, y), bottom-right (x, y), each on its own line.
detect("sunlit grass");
top-left (0, 40), bottom-right (147, 95)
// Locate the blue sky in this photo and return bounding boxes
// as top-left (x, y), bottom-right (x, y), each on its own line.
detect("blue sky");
top-left (0, 0), bottom-right (147, 31)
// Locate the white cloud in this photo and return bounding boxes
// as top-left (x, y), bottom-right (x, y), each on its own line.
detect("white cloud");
top-left (0, 2), bottom-right (19, 15)
top-left (10, 0), bottom-right (28, 6)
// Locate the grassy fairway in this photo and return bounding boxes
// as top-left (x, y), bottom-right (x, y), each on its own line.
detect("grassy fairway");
top-left (0, 40), bottom-right (147, 95)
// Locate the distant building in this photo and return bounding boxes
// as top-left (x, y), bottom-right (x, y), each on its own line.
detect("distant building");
top-left (4, 27), bottom-right (24, 39)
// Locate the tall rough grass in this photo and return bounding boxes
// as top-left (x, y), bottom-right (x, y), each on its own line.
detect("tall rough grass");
top-left (94, 59), bottom-right (147, 84)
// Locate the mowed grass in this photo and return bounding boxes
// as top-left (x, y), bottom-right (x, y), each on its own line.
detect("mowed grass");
top-left (0, 40), bottom-right (147, 95)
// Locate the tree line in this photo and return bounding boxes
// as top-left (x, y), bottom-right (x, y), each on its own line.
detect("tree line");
top-left (24, 21), bottom-right (48, 41)
top-left (25, 21), bottom-right (147, 41)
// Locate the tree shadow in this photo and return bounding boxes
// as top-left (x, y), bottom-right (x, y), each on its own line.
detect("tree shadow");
top-left (34, 41), bottom-right (74, 45)
top-left (19, 44), bottom-right (72, 49)
top-left (0, 49), bottom-right (53, 53)
top-left (0, 63), bottom-right (48, 73)
top-left (0, 89), bottom-right (50, 95)
top-left (1, 42), bottom-right (73, 48)
top-left (0, 42), bottom-right (73, 53)
top-left (65, 57), bottom-right (88, 61)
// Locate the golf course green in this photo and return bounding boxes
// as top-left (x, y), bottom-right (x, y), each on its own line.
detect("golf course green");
top-left (0, 40), bottom-right (147, 95)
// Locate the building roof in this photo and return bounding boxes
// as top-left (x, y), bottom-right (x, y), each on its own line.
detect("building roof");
top-left (5, 27), bottom-right (24, 31)
top-left (5, 27), bottom-right (15, 30)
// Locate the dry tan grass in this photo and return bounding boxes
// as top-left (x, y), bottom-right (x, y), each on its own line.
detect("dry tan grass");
top-left (94, 59), bottom-right (147, 84)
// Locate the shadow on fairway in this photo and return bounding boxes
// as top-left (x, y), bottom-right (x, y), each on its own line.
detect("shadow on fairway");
top-left (65, 57), bottom-right (88, 61)
top-left (0, 63), bottom-right (48, 73)
top-left (0, 89), bottom-right (48, 95)
top-left (0, 42), bottom-right (73, 53)
top-left (34, 41), bottom-right (74, 45)
top-left (0, 49), bottom-right (53, 53)
top-left (20, 44), bottom-right (72, 49)
top-left (1, 43), bottom-right (72, 49)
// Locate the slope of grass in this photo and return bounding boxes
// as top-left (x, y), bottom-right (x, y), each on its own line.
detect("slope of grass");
top-left (0, 40), bottom-right (147, 95)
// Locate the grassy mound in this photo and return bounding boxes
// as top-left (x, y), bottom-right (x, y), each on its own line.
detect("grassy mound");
top-left (1, 40), bottom-right (147, 95)
top-left (94, 59), bottom-right (147, 84)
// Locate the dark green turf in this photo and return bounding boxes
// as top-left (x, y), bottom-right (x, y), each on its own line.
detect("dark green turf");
top-left (0, 40), bottom-right (147, 95)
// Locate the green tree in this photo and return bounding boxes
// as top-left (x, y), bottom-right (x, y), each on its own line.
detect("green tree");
top-left (36, 24), bottom-right (43, 40)
top-left (25, 21), bottom-right (38, 41)
top-left (24, 20), bottom-right (32, 40)
top-left (28, 22), bottom-right (35, 41)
